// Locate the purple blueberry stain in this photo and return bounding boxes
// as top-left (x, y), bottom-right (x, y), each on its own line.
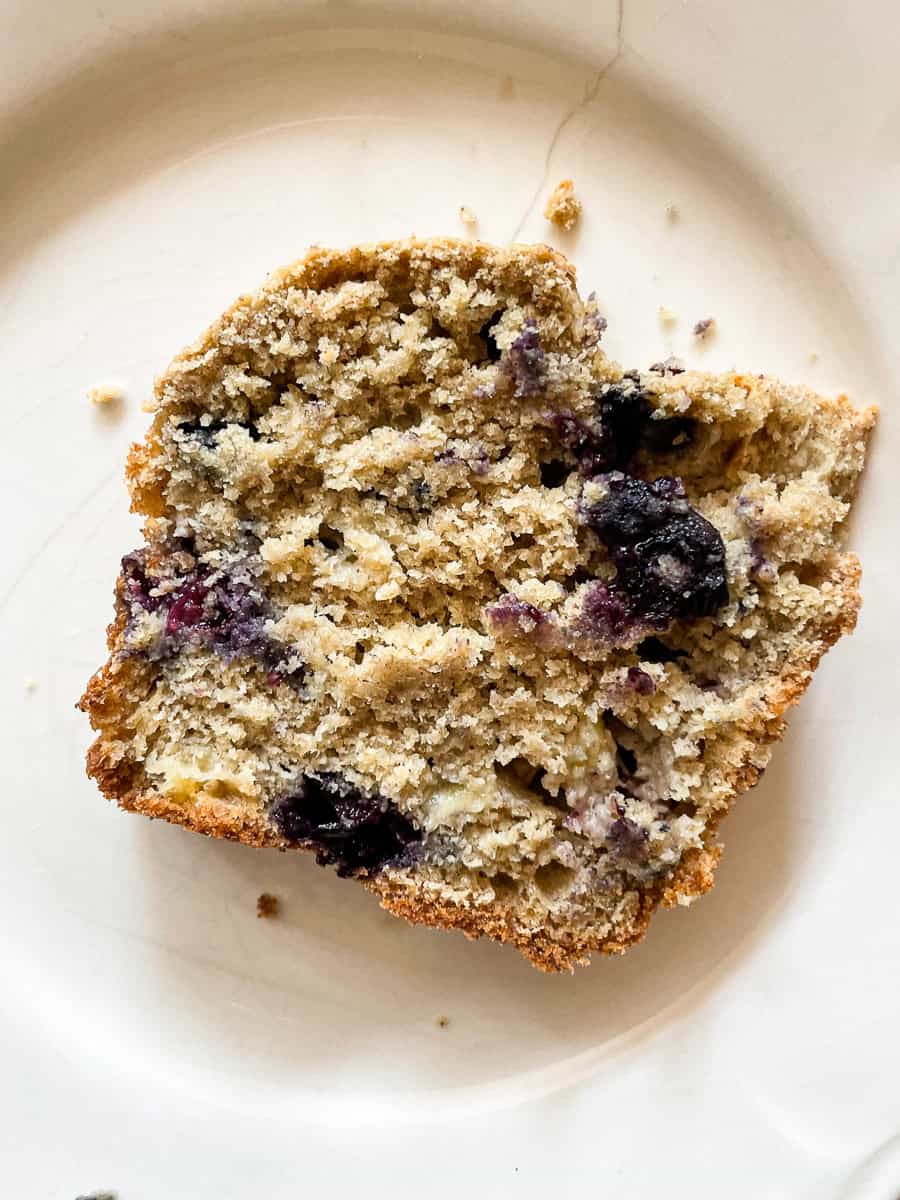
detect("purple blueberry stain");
top-left (749, 538), bottom-right (778, 584)
top-left (608, 811), bottom-right (649, 861)
top-left (165, 579), bottom-right (210, 634)
top-left (571, 580), bottom-right (640, 644)
top-left (504, 319), bottom-right (546, 397)
top-left (486, 594), bottom-right (550, 637)
top-left (119, 549), bottom-right (304, 685)
top-left (545, 410), bottom-right (609, 477)
top-left (626, 666), bottom-right (655, 695)
top-left (269, 772), bottom-right (421, 877)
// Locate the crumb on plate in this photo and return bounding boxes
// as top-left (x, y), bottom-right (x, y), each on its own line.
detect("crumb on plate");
top-left (658, 304), bottom-right (677, 325)
top-left (665, 202), bottom-right (679, 221)
top-left (543, 179), bottom-right (581, 231)
top-left (24, 678), bottom-right (38, 691)
top-left (87, 382), bottom-right (124, 406)
top-left (459, 206), bottom-right (477, 226)
top-left (693, 317), bottom-right (716, 339)
top-left (436, 1015), bottom-right (450, 1028)
top-left (256, 892), bottom-right (280, 919)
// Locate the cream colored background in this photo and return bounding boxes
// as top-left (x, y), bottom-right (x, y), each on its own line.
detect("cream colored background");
top-left (0, 1), bottom-right (896, 1196)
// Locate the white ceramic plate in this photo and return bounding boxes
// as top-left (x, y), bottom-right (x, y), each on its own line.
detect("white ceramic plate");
top-left (2, 2), bottom-right (898, 1196)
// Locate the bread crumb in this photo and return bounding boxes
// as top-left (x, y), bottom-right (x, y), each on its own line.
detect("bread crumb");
top-left (498, 75), bottom-right (515, 100)
top-left (808, 350), bottom-right (820, 363)
top-left (436, 1015), bottom-right (450, 1028)
top-left (693, 317), bottom-right (716, 339)
top-left (665, 203), bottom-right (679, 222)
top-left (658, 304), bottom-right (678, 326)
top-left (256, 892), bottom-right (280, 918)
top-left (543, 179), bottom-right (582, 232)
top-left (87, 382), bottom-right (124, 406)
top-left (24, 678), bottom-right (38, 691)
top-left (459, 206), bottom-right (477, 227)
top-left (649, 356), bottom-right (685, 376)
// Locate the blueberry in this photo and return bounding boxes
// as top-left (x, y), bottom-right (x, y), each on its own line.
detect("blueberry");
top-left (641, 415), bottom-right (696, 454)
top-left (626, 666), bottom-right (655, 695)
top-left (582, 474), bottom-right (728, 624)
top-left (504, 319), bottom-right (546, 397)
top-left (592, 381), bottom-right (648, 469)
top-left (120, 551), bottom-right (304, 685)
top-left (165, 579), bottom-right (209, 634)
top-left (269, 772), bottom-right (421, 876)
top-left (543, 378), bottom-right (697, 478)
top-left (545, 411), bottom-right (608, 477)
top-left (608, 813), bottom-right (648, 860)
top-left (572, 580), bottom-right (639, 642)
top-left (486, 594), bottom-right (548, 635)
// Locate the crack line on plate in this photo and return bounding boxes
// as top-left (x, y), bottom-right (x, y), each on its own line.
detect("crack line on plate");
top-left (508, 0), bottom-right (626, 245)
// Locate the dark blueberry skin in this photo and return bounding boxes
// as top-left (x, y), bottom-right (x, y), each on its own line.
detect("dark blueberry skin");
top-left (544, 379), bottom-right (697, 479)
top-left (269, 772), bottom-right (421, 877)
top-left (582, 474), bottom-right (729, 626)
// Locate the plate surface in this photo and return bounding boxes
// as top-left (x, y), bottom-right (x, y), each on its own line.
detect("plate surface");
top-left (1, 1), bottom-right (898, 1196)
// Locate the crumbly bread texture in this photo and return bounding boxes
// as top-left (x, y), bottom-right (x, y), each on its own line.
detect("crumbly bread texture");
top-left (79, 238), bottom-right (875, 971)
top-left (544, 179), bottom-right (582, 232)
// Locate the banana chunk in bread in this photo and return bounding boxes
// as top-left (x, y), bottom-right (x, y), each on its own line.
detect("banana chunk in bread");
top-left (79, 238), bottom-right (875, 970)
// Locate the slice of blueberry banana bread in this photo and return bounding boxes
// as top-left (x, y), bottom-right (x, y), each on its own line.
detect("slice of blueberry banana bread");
top-left (79, 238), bottom-right (875, 970)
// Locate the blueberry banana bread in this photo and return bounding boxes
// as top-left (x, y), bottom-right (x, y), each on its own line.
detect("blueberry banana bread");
top-left (79, 239), bottom-right (875, 970)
